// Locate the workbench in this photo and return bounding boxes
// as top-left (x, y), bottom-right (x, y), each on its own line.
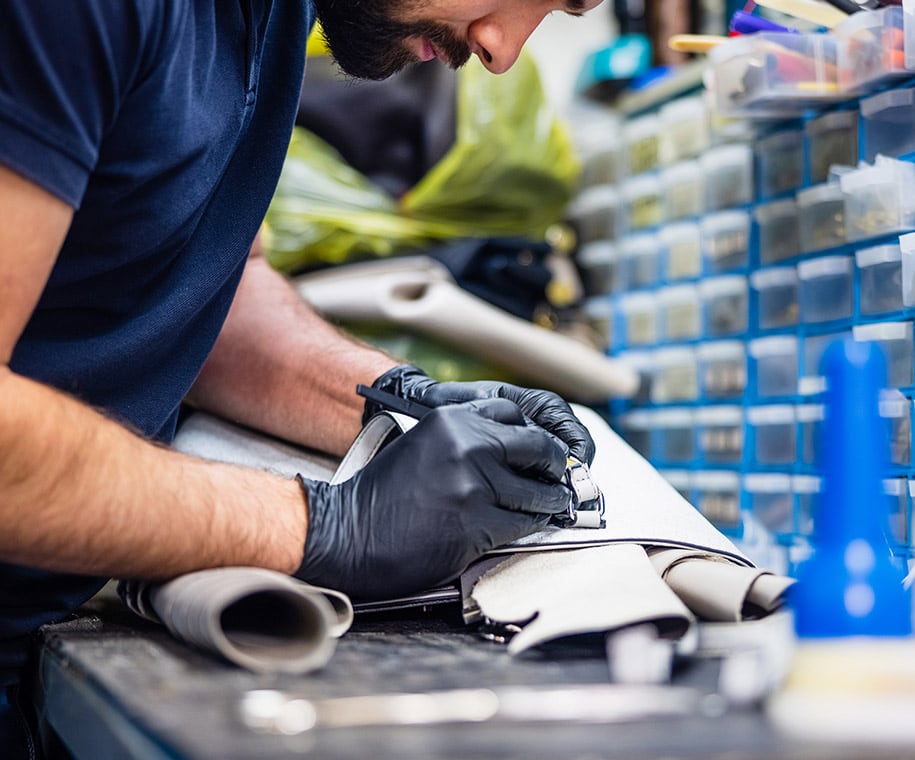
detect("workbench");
top-left (32, 588), bottom-right (915, 760)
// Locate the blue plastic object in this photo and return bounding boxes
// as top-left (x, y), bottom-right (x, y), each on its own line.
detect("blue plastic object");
top-left (729, 10), bottom-right (798, 35)
top-left (792, 338), bottom-right (912, 638)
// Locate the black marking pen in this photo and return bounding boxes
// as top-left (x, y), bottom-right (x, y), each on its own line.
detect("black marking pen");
top-left (356, 384), bottom-right (434, 420)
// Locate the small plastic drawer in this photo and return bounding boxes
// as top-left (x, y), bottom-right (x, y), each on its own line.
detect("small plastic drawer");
top-left (578, 142), bottom-right (623, 190)
top-left (755, 199), bottom-right (800, 265)
top-left (566, 185), bottom-right (620, 244)
top-left (804, 110), bottom-right (859, 186)
top-left (582, 296), bottom-right (615, 349)
top-left (619, 409), bottom-right (653, 459)
top-left (618, 233), bottom-right (662, 291)
top-left (650, 407), bottom-right (696, 465)
top-left (901, 231), bottom-right (915, 306)
top-left (577, 241), bottom-right (618, 297)
top-left (841, 156), bottom-right (915, 242)
top-left (853, 320), bottom-right (915, 388)
top-left (880, 389), bottom-right (912, 467)
top-left (660, 469), bottom-right (693, 504)
top-left (835, 7), bottom-right (909, 94)
top-left (700, 144), bottom-right (754, 212)
top-left (750, 266), bottom-right (799, 330)
top-left (749, 335), bottom-right (799, 399)
top-left (743, 473), bottom-right (795, 536)
top-left (796, 182), bottom-right (846, 253)
top-left (798, 255), bottom-right (855, 324)
top-left (800, 330), bottom-right (851, 396)
top-left (696, 405), bottom-right (744, 465)
top-left (624, 114), bottom-right (663, 175)
top-left (659, 95), bottom-right (710, 163)
top-left (701, 210), bottom-right (750, 273)
top-left (857, 243), bottom-right (904, 316)
top-left (885, 478), bottom-right (909, 545)
top-left (651, 346), bottom-right (699, 403)
top-left (794, 475), bottom-right (822, 537)
top-left (861, 86), bottom-right (915, 163)
top-left (756, 129), bottom-right (804, 199)
top-left (617, 349), bottom-right (655, 405)
top-left (619, 292), bottom-right (659, 347)
top-left (697, 340), bottom-right (747, 399)
top-left (797, 403), bottom-right (825, 465)
top-left (692, 471), bottom-right (742, 531)
top-left (707, 33), bottom-right (842, 117)
top-left (659, 222), bottom-right (701, 281)
top-left (661, 161), bottom-right (704, 221)
top-left (700, 275), bottom-right (748, 338)
top-left (658, 284), bottom-right (701, 341)
top-left (570, 103), bottom-right (622, 188)
top-left (747, 404), bottom-right (797, 466)
top-left (623, 174), bottom-right (664, 231)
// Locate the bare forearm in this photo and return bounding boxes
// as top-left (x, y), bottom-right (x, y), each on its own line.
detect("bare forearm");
top-left (188, 252), bottom-right (398, 456)
top-left (0, 368), bottom-right (306, 579)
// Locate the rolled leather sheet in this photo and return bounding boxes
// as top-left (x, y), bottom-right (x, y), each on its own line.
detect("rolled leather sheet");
top-left (120, 567), bottom-right (353, 674)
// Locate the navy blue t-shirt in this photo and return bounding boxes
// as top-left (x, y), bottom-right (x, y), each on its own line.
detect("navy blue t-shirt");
top-left (0, 0), bottom-right (314, 685)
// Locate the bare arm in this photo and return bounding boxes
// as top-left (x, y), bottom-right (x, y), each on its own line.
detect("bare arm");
top-left (186, 237), bottom-right (399, 457)
top-left (0, 165), bottom-right (306, 579)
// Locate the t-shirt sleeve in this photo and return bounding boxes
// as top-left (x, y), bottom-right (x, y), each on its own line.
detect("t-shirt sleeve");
top-left (0, 0), bottom-right (150, 208)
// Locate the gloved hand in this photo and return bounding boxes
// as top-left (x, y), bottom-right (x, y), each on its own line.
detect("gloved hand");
top-left (363, 364), bottom-right (596, 465)
top-left (296, 398), bottom-right (570, 600)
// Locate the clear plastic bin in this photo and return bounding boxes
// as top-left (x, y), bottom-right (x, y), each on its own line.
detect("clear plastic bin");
top-left (841, 156), bottom-right (915, 242)
top-left (797, 255), bottom-right (855, 323)
top-left (900, 231), bottom-right (915, 306)
top-left (651, 407), bottom-right (696, 465)
top-left (747, 404), bottom-right (797, 466)
top-left (853, 320), bottom-right (915, 387)
top-left (582, 296), bottom-right (615, 349)
top-left (696, 405), bottom-right (744, 465)
top-left (756, 129), bottom-right (804, 199)
top-left (693, 471), bottom-right (742, 531)
top-left (835, 7), bottom-right (909, 94)
top-left (568, 101), bottom-right (623, 188)
top-left (749, 266), bottom-right (799, 330)
top-left (576, 240), bottom-right (618, 297)
top-left (658, 284), bottom-right (701, 341)
top-left (617, 349), bottom-right (655, 404)
top-left (804, 109), bottom-right (859, 185)
top-left (700, 144), bottom-right (754, 212)
top-left (660, 95), bottom-right (711, 163)
top-left (856, 242), bottom-right (904, 316)
top-left (796, 182), bottom-right (847, 253)
top-left (659, 222), bottom-right (702, 281)
top-left (755, 198), bottom-right (800, 264)
top-left (624, 114), bottom-right (663, 176)
top-left (566, 184), bottom-right (620, 244)
top-left (800, 330), bottom-right (851, 396)
top-left (651, 346), bottom-right (699, 403)
top-left (619, 292), bottom-right (659, 347)
top-left (797, 403), bottom-right (825, 465)
top-left (700, 275), bottom-right (748, 337)
top-left (661, 161), bottom-right (704, 221)
top-left (885, 478), bottom-right (909, 545)
top-left (660, 469), bottom-right (693, 504)
top-left (618, 233), bottom-right (661, 291)
top-left (861, 86), bottom-right (915, 163)
top-left (749, 335), bottom-right (799, 399)
top-left (794, 475), bottom-right (822, 536)
top-left (697, 340), bottom-right (747, 399)
top-left (701, 210), bottom-right (750, 273)
top-left (623, 174), bottom-right (664, 231)
top-left (880, 389), bottom-right (912, 467)
top-left (707, 33), bottom-right (843, 117)
top-left (619, 409), bottom-right (653, 459)
top-left (743, 473), bottom-right (794, 535)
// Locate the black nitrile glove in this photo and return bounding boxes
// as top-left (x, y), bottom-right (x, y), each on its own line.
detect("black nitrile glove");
top-left (296, 398), bottom-right (570, 600)
top-left (364, 364), bottom-right (596, 465)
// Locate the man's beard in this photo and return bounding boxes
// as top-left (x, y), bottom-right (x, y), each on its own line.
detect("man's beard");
top-left (312, 0), bottom-right (473, 80)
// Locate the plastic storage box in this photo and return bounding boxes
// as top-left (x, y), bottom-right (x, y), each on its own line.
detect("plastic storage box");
top-left (743, 473), bottom-right (795, 536)
top-left (700, 144), bottom-right (754, 212)
top-left (747, 404), bottom-right (797, 466)
top-left (659, 95), bottom-right (710, 163)
top-left (697, 340), bottom-right (747, 399)
top-left (661, 160), bottom-right (704, 221)
top-left (856, 242), bottom-right (904, 316)
top-left (794, 475), bottom-right (822, 537)
top-left (619, 409), bottom-right (653, 459)
top-left (619, 292), bottom-right (659, 347)
top-left (706, 33), bottom-right (842, 117)
top-left (651, 346), bottom-right (699, 403)
top-left (797, 255), bottom-right (855, 324)
top-left (853, 320), bottom-right (915, 387)
top-left (623, 174), bottom-right (664, 231)
top-left (756, 129), bottom-right (804, 200)
top-left (651, 407), bottom-right (696, 465)
top-left (797, 403), bottom-right (825, 466)
top-left (804, 109), bottom-right (859, 185)
top-left (659, 222), bottom-right (702, 281)
top-left (701, 210), bottom-right (750, 273)
top-left (835, 7), bottom-right (909, 94)
top-left (617, 349), bottom-right (655, 404)
top-left (618, 233), bottom-right (661, 291)
top-left (658, 284), bottom-right (701, 341)
top-left (755, 198), bottom-right (801, 264)
top-left (884, 478), bottom-right (909, 545)
top-left (860, 86), bottom-right (915, 162)
top-left (900, 231), bottom-right (915, 306)
top-left (700, 275), bottom-right (749, 337)
top-left (692, 471), bottom-right (742, 532)
top-left (582, 296), bottom-right (615, 349)
top-left (749, 335), bottom-right (799, 399)
top-left (696, 405), bottom-right (744, 465)
top-left (880, 389), bottom-right (912, 468)
top-left (624, 114), bottom-right (662, 175)
top-left (841, 156), bottom-right (915, 242)
top-left (577, 240), bottom-right (618, 297)
top-left (796, 182), bottom-right (846, 253)
top-left (750, 266), bottom-right (799, 330)
top-left (800, 330), bottom-right (851, 396)
top-left (566, 185), bottom-right (620, 244)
